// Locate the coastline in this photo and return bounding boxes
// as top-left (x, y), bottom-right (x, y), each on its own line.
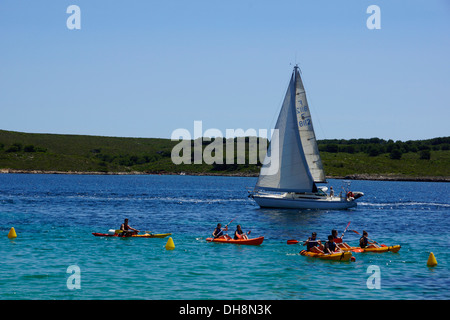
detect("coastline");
top-left (1, 168), bottom-right (448, 182)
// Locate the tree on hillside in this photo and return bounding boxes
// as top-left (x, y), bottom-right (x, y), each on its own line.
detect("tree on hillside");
top-left (389, 148), bottom-right (403, 160)
top-left (419, 149), bottom-right (431, 160)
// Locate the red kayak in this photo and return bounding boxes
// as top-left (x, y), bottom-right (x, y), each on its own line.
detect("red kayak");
top-left (206, 235), bottom-right (264, 245)
top-left (92, 232), bottom-right (171, 238)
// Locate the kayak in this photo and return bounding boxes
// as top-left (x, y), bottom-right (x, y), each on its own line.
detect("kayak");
top-left (300, 250), bottom-right (353, 261)
top-left (206, 236), bottom-right (264, 246)
top-left (92, 232), bottom-right (172, 238)
top-left (343, 245), bottom-right (401, 253)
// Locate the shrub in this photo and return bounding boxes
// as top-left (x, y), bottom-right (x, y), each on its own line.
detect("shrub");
top-left (419, 149), bottom-right (431, 160)
top-left (24, 145), bottom-right (36, 152)
top-left (389, 148), bottom-right (403, 160)
top-left (6, 143), bottom-right (22, 153)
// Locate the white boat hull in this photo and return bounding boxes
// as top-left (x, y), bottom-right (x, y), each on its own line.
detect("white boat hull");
top-left (251, 193), bottom-right (357, 210)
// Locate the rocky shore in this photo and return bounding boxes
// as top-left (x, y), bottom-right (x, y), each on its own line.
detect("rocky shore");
top-left (1, 168), bottom-right (448, 182)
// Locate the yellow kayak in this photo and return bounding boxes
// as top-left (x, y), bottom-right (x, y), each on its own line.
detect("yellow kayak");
top-left (300, 250), bottom-right (353, 261)
top-left (342, 245), bottom-right (401, 253)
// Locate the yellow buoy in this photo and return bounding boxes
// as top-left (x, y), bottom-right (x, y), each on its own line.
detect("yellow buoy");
top-left (165, 237), bottom-right (175, 250)
top-left (427, 252), bottom-right (437, 267)
top-left (8, 227), bottom-right (17, 239)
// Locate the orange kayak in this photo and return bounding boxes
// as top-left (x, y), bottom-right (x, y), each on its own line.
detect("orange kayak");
top-left (206, 236), bottom-right (264, 245)
top-left (300, 250), bottom-right (353, 261)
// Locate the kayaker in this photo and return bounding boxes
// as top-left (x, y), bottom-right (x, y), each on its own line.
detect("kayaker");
top-left (359, 230), bottom-right (380, 248)
top-left (331, 229), bottom-right (352, 249)
top-left (120, 219), bottom-right (139, 236)
top-left (212, 223), bottom-right (228, 239)
top-left (304, 232), bottom-right (324, 253)
top-left (324, 235), bottom-right (343, 254)
top-left (234, 225), bottom-right (250, 240)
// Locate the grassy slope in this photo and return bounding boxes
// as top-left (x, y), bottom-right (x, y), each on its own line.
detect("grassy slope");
top-left (321, 151), bottom-right (450, 179)
top-left (1, 129), bottom-right (449, 179)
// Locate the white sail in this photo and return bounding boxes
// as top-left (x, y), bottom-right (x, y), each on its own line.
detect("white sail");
top-left (255, 70), bottom-right (315, 193)
top-left (294, 67), bottom-right (326, 183)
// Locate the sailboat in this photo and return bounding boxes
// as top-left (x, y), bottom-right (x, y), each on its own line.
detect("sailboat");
top-left (249, 65), bottom-right (363, 210)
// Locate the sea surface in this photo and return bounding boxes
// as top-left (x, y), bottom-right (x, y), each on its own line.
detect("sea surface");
top-left (0, 174), bottom-right (448, 300)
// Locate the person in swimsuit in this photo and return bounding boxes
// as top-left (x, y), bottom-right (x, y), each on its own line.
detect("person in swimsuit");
top-left (212, 223), bottom-right (228, 239)
top-left (234, 225), bottom-right (250, 240)
top-left (331, 229), bottom-right (352, 249)
top-left (120, 219), bottom-right (139, 236)
top-left (304, 232), bottom-right (324, 253)
top-left (324, 235), bottom-right (343, 254)
top-left (359, 230), bottom-right (380, 248)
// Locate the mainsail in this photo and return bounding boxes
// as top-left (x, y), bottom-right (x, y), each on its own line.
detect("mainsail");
top-left (255, 66), bottom-right (322, 193)
top-left (294, 67), bottom-right (326, 183)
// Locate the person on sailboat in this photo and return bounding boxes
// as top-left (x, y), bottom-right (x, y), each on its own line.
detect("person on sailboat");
top-left (234, 225), bottom-right (250, 240)
top-left (359, 231), bottom-right (380, 249)
top-left (329, 186), bottom-right (334, 198)
top-left (119, 219), bottom-right (139, 236)
top-left (331, 229), bottom-right (352, 249)
top-left (324, 235), bottom-right (343, 254)
top-left (212, 223), bottom-right (228, 239)
top-left (304, 232), bottom-right (324, 253)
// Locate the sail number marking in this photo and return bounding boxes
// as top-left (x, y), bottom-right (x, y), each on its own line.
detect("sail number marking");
top-left (299, 118), bottom-right (311, 127)
top-left (297, 101), bottom-right (311, 127)
top-left (296, 105), bottom-right (309, 114)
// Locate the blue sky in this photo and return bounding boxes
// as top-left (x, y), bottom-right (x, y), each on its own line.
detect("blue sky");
top-left (0, 0), bottom-right (449, 141)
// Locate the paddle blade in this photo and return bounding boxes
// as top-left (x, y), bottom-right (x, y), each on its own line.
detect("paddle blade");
top-left (287, 240), bottom-right (299, 245)
top-left (352, 249), bottom-right (364, 253)
top-left (344, 221), bottom-right (351, 231)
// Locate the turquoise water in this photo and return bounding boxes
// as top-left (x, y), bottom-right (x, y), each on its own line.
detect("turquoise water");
top-left (0, 174), bottom-right (449, 300)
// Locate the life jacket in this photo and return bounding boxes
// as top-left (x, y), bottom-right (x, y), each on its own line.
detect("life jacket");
top-left (306, 238), bottom-right (320, 251)
top-left (360, 236), bottom-right (368, 248)
top-left (213, 227), bottom-right (223, 238)
top-left (234, 229), bottom-right (244, 240)
top-left (325, 241), bottom-right (337, 252)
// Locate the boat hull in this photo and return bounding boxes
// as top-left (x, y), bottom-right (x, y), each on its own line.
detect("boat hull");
top-left (252, 194), bottom-right (357, 210)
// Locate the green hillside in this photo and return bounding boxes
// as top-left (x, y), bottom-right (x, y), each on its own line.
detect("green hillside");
top-left (0, 129), bottom-right (449, 181)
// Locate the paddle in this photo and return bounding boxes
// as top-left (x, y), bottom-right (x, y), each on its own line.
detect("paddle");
top-left (225, 217), bottom-right (237, 230)
top-left (341, 221), bottom-right (351, 239)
